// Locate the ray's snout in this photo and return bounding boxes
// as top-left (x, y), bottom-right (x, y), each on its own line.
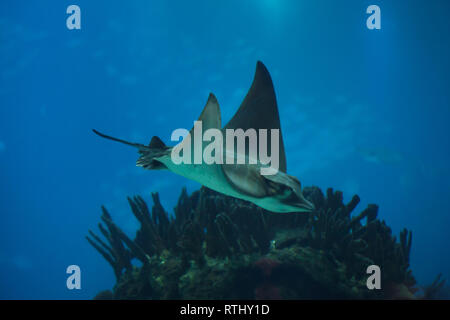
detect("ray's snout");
top-left (299, 196), bottom-right (315, 212)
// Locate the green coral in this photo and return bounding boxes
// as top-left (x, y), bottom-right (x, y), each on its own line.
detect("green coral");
top-left (87, 186), bottom-right (428, 299)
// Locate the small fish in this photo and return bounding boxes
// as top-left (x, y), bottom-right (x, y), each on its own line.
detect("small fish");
top-left (356, 146), bottom-right (403, 164)
top-left (93, 61), bottom-right (314, 213)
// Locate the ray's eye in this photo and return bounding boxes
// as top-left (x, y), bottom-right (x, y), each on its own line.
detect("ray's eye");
top-left (278, 186), bottom-right (294, 200)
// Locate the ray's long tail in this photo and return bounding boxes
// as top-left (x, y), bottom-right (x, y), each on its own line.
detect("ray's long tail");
top-left (92, 129), bottom-right (169, 170)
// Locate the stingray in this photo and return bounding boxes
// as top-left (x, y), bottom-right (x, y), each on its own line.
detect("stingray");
top-left (93, 61), bottom-right (314, 213)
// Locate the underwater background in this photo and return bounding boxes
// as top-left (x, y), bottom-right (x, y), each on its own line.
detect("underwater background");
top-left (0, 0), bottom-right (449, 299)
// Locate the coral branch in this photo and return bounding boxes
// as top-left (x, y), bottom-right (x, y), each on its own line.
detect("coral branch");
top-left (87, 185), bottom-right (441, 299)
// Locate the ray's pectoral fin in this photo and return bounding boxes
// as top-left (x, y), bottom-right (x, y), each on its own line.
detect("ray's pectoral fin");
top-left (224, 61), bottom-right (287, 173)
top-left (172, 93), bottom-right (222, 166)
top-left (221, 162), bottom-right (268, 198)
top-left (195, 93), bottom-right (222, 131)
top-left (183, 93), bottom-right (221, 143)
top-left (92, 129), bottom-right (169, 170)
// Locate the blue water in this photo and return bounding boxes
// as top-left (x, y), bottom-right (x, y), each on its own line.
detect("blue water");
top-left (0, 0), bottom-right (449, 299)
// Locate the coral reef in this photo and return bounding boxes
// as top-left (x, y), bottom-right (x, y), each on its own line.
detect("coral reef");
top-left (87, 186), bottom-right (440, 299)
